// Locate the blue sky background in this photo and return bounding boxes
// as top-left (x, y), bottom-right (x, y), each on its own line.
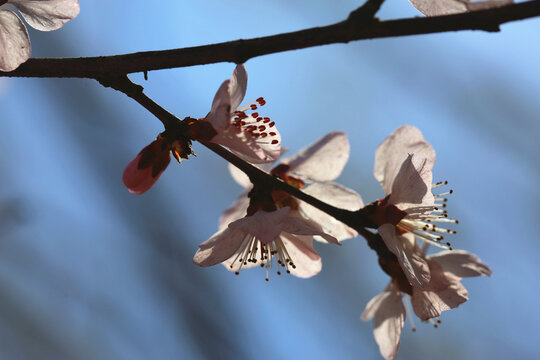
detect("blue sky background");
top-left (0, 1), bottom-right (539, 359)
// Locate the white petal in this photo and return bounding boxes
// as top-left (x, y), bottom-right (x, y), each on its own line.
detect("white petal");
top-left (205, 64), bottom-right (248, 131)
top-left (206, 79), bottom-right (231, 131)
top-left (0, 9), bottom-right (30, 71)
top-left (281, 131), bottom-right (349, 181)
top-left (193, 227), bottom-right (246, 267)
top-left (428, 250), bottom-right (492, 278)
top-left (229, 208), bottom-right (290, 244)
top-left (408, 0), bottom-right (467, 15)
top-left (361, 282), bottom-right (395, 321)
top-left (218, 191), bottom-right (250, 230)
top-left (409, 0), bottom-right (512, 16)
top-left (411, 281), bottom-right (468, 321)
top-left (282, 214), bottom-right (339, 245)
top-left (280, 234), bottom-right (322, 278)
top-left (369, 289), bottom-right (405, 360)
top-left (299, 182), bottom-right (363, 241)
top-left (229, 64), bottom-right (247, 112)
top-left (374, 125), bottom-right (435, 195)
top-left (379, 225), bottom-right (431, 288)
top-left (10, 0), bottom-right (79, 31)
top-left (389, 154), bottom-right (434, 212)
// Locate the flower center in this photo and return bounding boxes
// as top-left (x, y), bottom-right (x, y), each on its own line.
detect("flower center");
top-left (230, 234), bottom-right (296, 281)
top-left (233, 97), bottom-right (280, 145)
top-left (396, 181), bottom-right (458, 250)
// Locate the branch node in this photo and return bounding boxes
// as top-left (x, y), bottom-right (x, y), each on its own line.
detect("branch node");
top-left (97, 74), bottom-right (143, 97)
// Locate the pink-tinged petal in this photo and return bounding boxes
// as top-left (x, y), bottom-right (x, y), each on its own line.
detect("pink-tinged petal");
top-left (206, 79), bottom-right (231, 131)
top-left (228, 64), bottom-right (247, 112)
top-left (281, 214), bottom-right (339, 245)
top-left (374, 125), bottom-right (435, 195)
top-left (228, 162), bottom-right (273, 189)
top-left (408, 0), bottom-right (511, 16)
top-left (466, 0), bottom-right (513, 11)
top-left (389, 154), bottom-right (434, 212)
top-left (361, 282), bottom-right (395, 321)
top-left (210, 120), bottom-right (281, 163)
top-left (122, 139), bottom-right (171, 194)
top-left (280, 234), bottom-right (322, 278)
top-left (362, 285), bottom-right (405, 360)
top-left (411, 260), bottom-right (468, 320)
top-left (408, 0), bottom-right (467, 15)
top-left (0, 9), bottom-right (30, 72)
top-left (218, 191), bottom-right (250, 230)
top-left (11, 0), bottom-right (79, 31)
top-left (228, 208), bottom-right (290, 244)
top-left (379, 224), bottom-right (431, 288)
top-left (281, 131), bottom-right (349, 182)
top-left (428, 250), bottom-right (492, 278)
top-left (193, 227), bottom-right (246, 267)
top-left (205, 64), bottom-right (247, 131)
top-left (411, 280), bottom-right (468, 321)
top-left (299, 182), bottom-right (363, 241)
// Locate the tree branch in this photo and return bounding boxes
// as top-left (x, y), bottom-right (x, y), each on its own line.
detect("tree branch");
top-left (2, 1), bottom-right (539, 78)
top-left (101, 75), bottom-right (372, 232)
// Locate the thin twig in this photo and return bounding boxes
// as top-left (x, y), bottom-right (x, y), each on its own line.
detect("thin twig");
top-left (1, 1), bottom-right (539, 78)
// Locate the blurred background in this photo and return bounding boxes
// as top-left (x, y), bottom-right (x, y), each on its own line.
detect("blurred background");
top-left (0, 1), bottom-right (539, 359)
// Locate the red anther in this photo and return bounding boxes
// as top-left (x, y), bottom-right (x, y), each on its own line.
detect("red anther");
top-left (271, 140), bottom-right (279, 144)
top-left (261, 133), bottom-right (268, 138)
top-left (240, 121), bottom-right (246, 126)
top-left (252, 133), bottom-right (260, 137)
top-left (269, 132), bottom-right (276, 136)
top-left (258, 125), bottom-right (266, 131)
top-left (256, 117), bottom-right (263, 122)
top-left (250, 104), bottom-right (258, 110)
top-left (268, 122), bottom-right (275, 127)
top-left (256, 97), bottom-right (264, 103)
top-left (251, 112), bottom-right (259, 118)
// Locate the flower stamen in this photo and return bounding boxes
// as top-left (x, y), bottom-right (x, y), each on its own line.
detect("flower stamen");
top-left (232, 97), bottom-right (280, 146)
top-left (230, 234), bottom-right (296, 281)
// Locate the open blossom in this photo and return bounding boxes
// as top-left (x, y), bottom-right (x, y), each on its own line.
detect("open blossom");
top-left (362, 241), bottom-right (491, 360)
top-left (123, 64), bottom-right (280, 194)
top-left (200, 64), bottom-right (281, 164)
top-left (369, 125), bottom-right (458, 288)
top-left (193, 207), bottom-right (339, 279)
top-left (225, 131), bottom-right (364, 241)
top-left (0, 0), bottom-right (80, 71)
top-left (408, 0), bottom-right (512, 16)
top-left (193, 132), bottom-right (363, 279)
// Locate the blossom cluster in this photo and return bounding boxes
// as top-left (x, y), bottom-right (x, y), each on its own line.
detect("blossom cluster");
top-left (121, 65), bottom-right (491, 359)
top-left (0, 2), bottom-right (503, 359)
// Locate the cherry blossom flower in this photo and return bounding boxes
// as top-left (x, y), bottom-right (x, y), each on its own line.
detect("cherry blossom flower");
top-left (369, 125), bottom-right (458, 288)
top-left (225, 131), bottom-right (364, 242)
top-left (0, 0), bottom-right (80, 71)
top-left (200, 64), bottom-right (281, 164)
top-left (123, 64), bottom-right (280, 194)
top-left (362, 242), bottom-right (491, 360)
top-left (408, 0), bottom-right (512, 16)
top-left (193, 207), bottom-right (339, 279)
top-left (193, 132), bottom-right (363, 279)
